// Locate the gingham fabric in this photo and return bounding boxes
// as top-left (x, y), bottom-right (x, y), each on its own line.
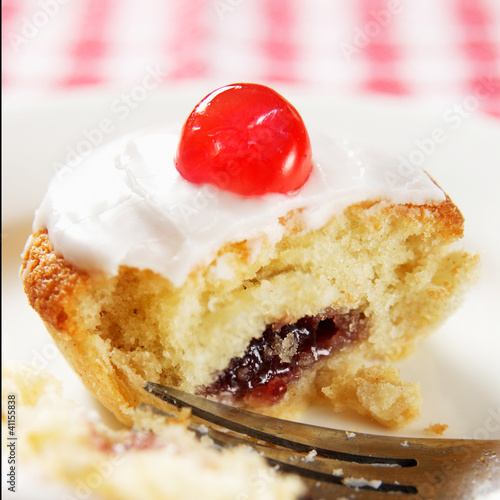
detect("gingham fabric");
top-left (2, 0), bottom-right (500, 117)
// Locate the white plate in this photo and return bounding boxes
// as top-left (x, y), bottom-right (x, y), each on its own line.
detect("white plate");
top-left (3, 87), bottom-right (500, 497)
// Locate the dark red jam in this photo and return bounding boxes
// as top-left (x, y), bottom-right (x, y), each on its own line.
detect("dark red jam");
top-left (201, 310), bottom-right (368, 406)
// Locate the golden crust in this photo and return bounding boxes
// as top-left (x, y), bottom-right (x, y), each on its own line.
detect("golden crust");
top-left (21, 230), bottom-right (89, 335)
top-left (349, 196), bottom-right (464, 240)
top-left (395, 196), bottom-right (464, 240)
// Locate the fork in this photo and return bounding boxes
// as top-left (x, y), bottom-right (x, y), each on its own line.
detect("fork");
top-left (143, 382), bottom-right (500, 499)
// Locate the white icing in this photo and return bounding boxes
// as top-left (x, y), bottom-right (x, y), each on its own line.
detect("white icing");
top-left (34, 129), bottom-right (445, 286)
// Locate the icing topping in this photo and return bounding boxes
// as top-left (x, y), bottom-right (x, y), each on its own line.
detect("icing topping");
top-left (34, 129), bottom-right (445, 286)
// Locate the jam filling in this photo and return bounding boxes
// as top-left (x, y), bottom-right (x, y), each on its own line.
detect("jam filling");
top-left (202, 310), bottom-right (368, 406)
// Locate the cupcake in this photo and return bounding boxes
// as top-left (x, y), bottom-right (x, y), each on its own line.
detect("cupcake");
top-left (22, 83), bottom-right (477, 427)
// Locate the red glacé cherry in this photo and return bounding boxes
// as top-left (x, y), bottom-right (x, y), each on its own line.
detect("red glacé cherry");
top-left (174, 83), bottom-right (313, 196)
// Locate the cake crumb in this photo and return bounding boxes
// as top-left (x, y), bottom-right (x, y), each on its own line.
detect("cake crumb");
top-left (302, 449), bottom-right (317, 462)
top-left (332, 468), bottom-right (344, 476)
top-left (343, 476), bottom-right (382, 489)
top-left (425, 423), bottom-right (449, 436)
top-left (345, 431), bottom-right (356, 439)
top-left (278, 332), bottom-right (299, 363)
top-left (197, 424), bottom-right (209, 435)
top-left (400, 440), bottom-right (409, 447)
top-left (207, 297), bottom-right (221, 312)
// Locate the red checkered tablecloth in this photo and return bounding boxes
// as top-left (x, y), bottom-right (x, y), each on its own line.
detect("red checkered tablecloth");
top-left (2, 0), bottom-right (500, 117)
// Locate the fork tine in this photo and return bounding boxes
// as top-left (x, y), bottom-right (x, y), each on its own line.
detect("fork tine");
top-left (144, 382), bottom-right (500, 499)
top-left (144, 381), bottom-right (414, 466)
top-left (139, 400), bottom-right (418, 495)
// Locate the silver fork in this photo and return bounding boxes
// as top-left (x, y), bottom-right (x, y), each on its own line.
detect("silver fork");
top-left (144, 382), bottom-right (500, 499)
